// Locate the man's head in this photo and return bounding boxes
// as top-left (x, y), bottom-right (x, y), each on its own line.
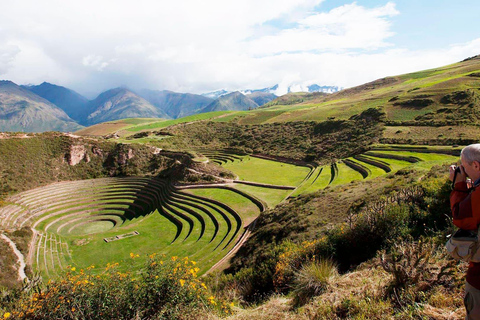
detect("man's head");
top-left (461, 144), bottom-right (480, 182)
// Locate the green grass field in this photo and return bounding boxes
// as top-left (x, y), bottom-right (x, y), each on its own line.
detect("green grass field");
top-left (221, 156), bottom-right (311, 186)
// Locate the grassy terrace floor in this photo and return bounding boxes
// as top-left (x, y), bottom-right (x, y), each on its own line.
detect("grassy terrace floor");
top-left (221, 156), bottom-right (311, 186)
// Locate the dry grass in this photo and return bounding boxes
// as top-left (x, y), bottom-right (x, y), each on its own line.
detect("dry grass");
top-left (205, 261), bottom-right (467, 319)
top-left (224, 296), bottom-right (307, 320)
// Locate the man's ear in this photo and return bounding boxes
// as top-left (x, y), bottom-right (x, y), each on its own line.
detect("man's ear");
top-left (474, 161), bottom-right (480, 170)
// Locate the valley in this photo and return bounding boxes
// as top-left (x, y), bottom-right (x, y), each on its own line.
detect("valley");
top-left (0, 56), bottom-right (479, 319)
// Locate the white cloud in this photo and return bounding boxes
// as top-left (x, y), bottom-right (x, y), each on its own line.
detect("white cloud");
top-left (82, 55), bottom-right (110, 71)
top-left (0, 44), bottom-right (20, 74)
top-left (0, 0), bottom-right (478, 96)
top-left (246, 2), bottom-right (399, 55)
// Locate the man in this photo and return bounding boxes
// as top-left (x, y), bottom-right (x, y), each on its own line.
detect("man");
top-left (450, 143), bottom-right (480, 319)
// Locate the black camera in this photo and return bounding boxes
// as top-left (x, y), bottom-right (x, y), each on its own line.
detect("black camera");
top-left (451, 166), bottom-right (462, 189)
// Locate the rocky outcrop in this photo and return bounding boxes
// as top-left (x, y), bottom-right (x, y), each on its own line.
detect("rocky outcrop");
top-left (117, 148), bottom-right (135, 165)
top-left (66, 145), bottom-right (90, 166)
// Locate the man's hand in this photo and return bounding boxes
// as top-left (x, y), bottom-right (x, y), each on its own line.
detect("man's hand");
top-left (449, 165), bottom-right (467, 183)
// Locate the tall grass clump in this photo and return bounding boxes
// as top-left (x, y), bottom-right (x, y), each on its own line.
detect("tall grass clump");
top-left (291, 259), bottom-right (338, 307)
top-left (0, 254), bottom-right (232, 320)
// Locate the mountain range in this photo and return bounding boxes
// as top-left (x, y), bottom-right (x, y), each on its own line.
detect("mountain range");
top-left (0, 81), bottom-right (82, 132)
top-left (0, 81), bottom-right (339, 132)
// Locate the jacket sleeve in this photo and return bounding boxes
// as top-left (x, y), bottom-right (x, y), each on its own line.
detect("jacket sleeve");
top-left (450, 182), bottom-right (480, 230)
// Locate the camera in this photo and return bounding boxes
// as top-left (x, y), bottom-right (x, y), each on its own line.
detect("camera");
top-left (451, 166), bottom-right (464, 189)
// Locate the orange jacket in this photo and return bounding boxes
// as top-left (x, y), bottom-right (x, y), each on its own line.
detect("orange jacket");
top-left (450, 181), bottom-right (480, 230)
top-left (450, 180), bottom-right (480, 289)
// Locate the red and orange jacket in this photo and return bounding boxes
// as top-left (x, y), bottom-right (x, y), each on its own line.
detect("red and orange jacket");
top-left (450, 180), bottom-right (480, 289)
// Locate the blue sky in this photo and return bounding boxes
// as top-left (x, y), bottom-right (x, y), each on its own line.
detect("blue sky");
top-left (0, 0), bottom-right (479, 96)
top-left (385, 1), bottom-right (480, 50)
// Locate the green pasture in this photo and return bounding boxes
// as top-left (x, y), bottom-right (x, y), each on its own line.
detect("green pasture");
top-left (221, 156), bottom-right (310, 186)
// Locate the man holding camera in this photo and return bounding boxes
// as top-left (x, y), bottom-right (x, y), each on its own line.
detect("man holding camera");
top-left (450, 144), bottom-right (480, 319)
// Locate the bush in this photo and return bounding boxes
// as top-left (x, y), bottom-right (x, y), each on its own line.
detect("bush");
top-left (291, 259), bottom-right (338, 307)
top-left (379, 237), bottom-right (458, 291)
top-left (1, 255), bottom-right (231, 319)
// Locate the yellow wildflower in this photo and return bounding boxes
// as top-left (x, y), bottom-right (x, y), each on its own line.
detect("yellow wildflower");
top-left (179, 279), bottom-right (185, 287)
top-left (71, 267), bottom-right (76, 272)
top-left (3, 313), bottom-right (11, 319)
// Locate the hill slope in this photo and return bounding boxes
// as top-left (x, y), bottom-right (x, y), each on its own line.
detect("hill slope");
top-left (240, 55), bottom-right (480, 125)
top-left (201, 91), bottom-right (259, 112)
top-left (138, 89), bottom-right (213, 119)
top-left (85, 88), bottom-right (169, 125)
top-left (0, 81), bottom-right (83, 132)
top-left (23, 82), bottom-right (89, 122)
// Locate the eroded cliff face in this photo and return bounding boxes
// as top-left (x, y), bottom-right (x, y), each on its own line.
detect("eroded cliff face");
top-left (66, 145), bottom-right (90, 166)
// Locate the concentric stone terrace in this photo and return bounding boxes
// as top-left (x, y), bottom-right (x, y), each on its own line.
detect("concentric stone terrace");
top-left (0, 177), bottom-right (262, 278)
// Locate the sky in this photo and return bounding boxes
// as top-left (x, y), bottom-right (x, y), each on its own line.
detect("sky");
top-left (0, 0), bottom-right (479, 97)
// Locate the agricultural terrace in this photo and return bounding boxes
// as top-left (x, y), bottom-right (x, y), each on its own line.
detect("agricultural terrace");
top-left (0, 143), bottom-right (459, 283)
top-left (197, 145), bottom-right (459, 202)
top-left (0, 177), bottom-right (262, 279)
top-left (220, 155), bottom-right (311, 186)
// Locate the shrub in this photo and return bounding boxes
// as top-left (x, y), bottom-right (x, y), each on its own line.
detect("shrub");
top-left (1, 255), bottom-right (231, 320)
top-left (379, 237), bottom-right (458, 291)
top-left (291, 259), bottom-right (338, 307)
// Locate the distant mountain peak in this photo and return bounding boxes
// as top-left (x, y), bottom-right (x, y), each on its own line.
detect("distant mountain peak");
top-left (0, 80), bottom-right (83, 132)
top-left (200, 91), bottom-right (259, 113)
top-left (201, 89), bottom-right (231, 99)
top-left (23, 82), bottom-right (89, 123)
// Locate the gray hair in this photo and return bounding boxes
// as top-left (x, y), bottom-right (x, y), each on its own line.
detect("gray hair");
top-left (461, 144), bottom-right (480, 164)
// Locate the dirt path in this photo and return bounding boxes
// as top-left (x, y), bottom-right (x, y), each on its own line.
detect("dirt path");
top-left (1, 234), bottom-right (28, 281)
top-left (26, 228), bottom-right (38, 266)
